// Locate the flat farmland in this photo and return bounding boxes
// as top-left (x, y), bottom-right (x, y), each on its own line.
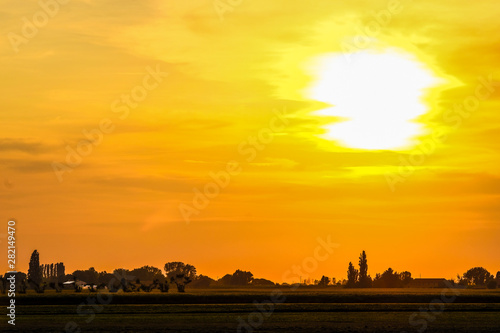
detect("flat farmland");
top-left (1, 288), bottom-right (499, 332)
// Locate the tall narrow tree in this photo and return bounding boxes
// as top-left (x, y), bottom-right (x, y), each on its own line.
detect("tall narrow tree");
top-left (346, 262), bottom-right (358, 288)
top-left (358, 250), bottom-right (370, 287)
top-left (56, 263), bottom-right (65, 278)
top-left (28, 250), bottom-right (43, 287)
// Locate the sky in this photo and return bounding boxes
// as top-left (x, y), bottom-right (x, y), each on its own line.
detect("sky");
top-left (1, 0), bottom-right (499, 283)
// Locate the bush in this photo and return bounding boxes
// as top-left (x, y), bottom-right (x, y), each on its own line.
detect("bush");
top-left (487, 280), bottom-right (497, 289)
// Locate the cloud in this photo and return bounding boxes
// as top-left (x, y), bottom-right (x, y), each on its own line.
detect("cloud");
top-left (0, 138), bottom-right (48, 154)
top-left (87, 175), bottom-right (194, 193)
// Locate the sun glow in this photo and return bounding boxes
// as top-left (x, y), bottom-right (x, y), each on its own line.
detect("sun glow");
top-left (307, 48), bottom-right (445, 150)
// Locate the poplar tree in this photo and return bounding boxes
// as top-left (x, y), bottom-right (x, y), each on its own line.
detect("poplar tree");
top-left (28, 250), bottom-right (43, 286)
top-left (358, 250), bottom-right (371, 287)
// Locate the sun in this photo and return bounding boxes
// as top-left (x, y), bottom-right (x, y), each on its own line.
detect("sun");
top-left (306, 48), bottom-right (446, 150)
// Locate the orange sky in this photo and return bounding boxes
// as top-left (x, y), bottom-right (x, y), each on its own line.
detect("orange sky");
top-left (1, 0), bottom-right (499, 283)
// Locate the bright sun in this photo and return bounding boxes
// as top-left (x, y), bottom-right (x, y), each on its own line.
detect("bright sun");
top-left (307, 48), bottom-right (444, 150)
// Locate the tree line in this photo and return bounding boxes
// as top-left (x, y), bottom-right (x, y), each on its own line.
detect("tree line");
top-left (0, 250), bottom-right (267, 294)
top-left (1, 249), bottom-right (498, 293)
top-left (341, 250), bottom-right (499, 289)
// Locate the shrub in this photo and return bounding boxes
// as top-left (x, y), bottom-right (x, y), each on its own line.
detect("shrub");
top-left (487, 280), bottom-right (497, 289)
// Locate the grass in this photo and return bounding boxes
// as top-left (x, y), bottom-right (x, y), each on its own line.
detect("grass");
top-left (1, 288), bottom-right (499, 332)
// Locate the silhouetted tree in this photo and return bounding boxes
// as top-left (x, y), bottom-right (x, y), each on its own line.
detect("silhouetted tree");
top-left (218, 274), bottom-right (232, 285)
top-left (457, 273), bottom-right (467, 286)
top-left (56, 263), bottom-right (65, 278)
top-left (43, 262), bottom-right (65, 278)
top-left (399, 271), bottom-right (413, 286)
top-left (120, 277), bottom-right (133, 292)
top-left (107, 277), bottom-right (120, 293)
top-left (346, 262), bottom-right (358, 288)
top-left (28, 250), bottom-right (44, 292)
top-left (153, 278), bottom-right (169, 292)
top-left (28, 250), bottom-right (42, 284)
top-left (42, 262), bottom-right (65, 291)
top-left (87, 267), bottom-right (98, 284)
top-left (110, 268), bottom-right (137, 291)
top-left (251, 278), bottom-right (274, 287)
top-left (130, 266), bottom-right (163, 282)
top-left (17, 273), bottom-right (28, 294)
top-left (318, 276), bottom-right (331, 287)
top-left (216, 270), bottom-right (254, 286)
top-left (231, 270), bottom-right (253, 286)
top-left (73, 267), bottom-right (99, 285)
top-left (0, 275), bottom-right (6, 293)
top-left (486, 280), bottom-right (497, 289)
top-left (49, 281), bottom-right (64, 292)
top-left (461, 267), bottom-right (492, 286)
top-left (191, 275), bottom-right (216, 288)
top-left (113, 268), bottom-right (131, 277)
top-left (373, 268), bottom-right (401, 288)
top-left (358, 251), bottom-right (371, 287)
top-left (71, 275), bottom-right (82, 292)
top-left (164, 262), bottom-right (197, 292)
top-left (97, 272), bottom-right (115, 286)
top-left (1, 272), bottom-right (27, 294)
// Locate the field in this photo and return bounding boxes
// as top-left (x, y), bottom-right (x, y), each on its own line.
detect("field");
top-left (2, 288), bottom-right (500, 332)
